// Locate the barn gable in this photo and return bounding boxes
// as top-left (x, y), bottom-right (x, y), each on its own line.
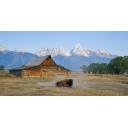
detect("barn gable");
top-left (40, 57), bottom-right (57, 66)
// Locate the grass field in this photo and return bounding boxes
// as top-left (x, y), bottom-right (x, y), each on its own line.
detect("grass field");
top-left (0, 72), bottom-right (128, 96)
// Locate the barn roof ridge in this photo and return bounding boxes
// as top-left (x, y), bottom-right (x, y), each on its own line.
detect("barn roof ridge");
top-left (25, 55), bottom-right (52, 67)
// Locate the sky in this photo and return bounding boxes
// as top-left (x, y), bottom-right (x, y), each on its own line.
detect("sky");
top-left (0, 31), bottom-right (128, 56)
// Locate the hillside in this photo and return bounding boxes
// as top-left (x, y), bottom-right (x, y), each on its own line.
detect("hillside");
top-left (0, 51), bottom-right (38, 69)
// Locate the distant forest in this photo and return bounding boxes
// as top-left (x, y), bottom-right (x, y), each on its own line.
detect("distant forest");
top-left (81, 56), bottom-right (128, 75)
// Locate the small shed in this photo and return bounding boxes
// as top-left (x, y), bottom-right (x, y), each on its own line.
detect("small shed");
top-left (10, 55), bottom-right (71, 77)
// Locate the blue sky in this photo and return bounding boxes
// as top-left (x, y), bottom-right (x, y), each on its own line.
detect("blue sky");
top-left (0, 31), bottom-right (128, 56)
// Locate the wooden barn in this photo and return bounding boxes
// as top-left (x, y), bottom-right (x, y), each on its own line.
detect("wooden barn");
top-left (9, 55), bottom-right (71, 77)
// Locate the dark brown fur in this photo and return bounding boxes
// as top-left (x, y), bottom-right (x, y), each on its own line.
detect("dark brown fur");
top-left (56, 79), bottom-right (73, 87)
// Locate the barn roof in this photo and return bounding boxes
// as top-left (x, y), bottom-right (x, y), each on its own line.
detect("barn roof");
top-left (10, 55), bottom-right (71, 71)
top-left (9, 55), bottom-right (52, 71)
top-left (25, 55), bottom-right (51, 67)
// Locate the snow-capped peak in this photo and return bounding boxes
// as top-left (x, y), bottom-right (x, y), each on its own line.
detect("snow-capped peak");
top-left (35, 47), bottom-right (70, 57)
top-left (96, 49), bottom-right (111, 56)
top-left (0, 45), bottom-right (8, 52)
top-left (74, 43), bottom-right (81, 50)
top-left (70, 43), bottom-right (91, 56)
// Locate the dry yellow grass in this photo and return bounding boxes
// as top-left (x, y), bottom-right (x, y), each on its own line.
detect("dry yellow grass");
top-left (0, 72), bottom-right (128, 96)
top-left (85, 74), bottom-right (128, 81)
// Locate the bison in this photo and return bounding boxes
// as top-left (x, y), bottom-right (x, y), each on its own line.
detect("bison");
top-left (56, 79), bottom-right (73, 87)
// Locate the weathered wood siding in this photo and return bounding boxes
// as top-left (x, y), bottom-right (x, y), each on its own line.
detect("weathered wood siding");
top-left (22, 66), bottom-right (69, 77)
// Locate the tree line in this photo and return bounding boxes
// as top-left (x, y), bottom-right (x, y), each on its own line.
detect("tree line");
top-left (81, 56), bottom-right (128, 75)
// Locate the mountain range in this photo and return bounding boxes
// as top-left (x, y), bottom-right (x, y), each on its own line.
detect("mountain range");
top-left (0, 44), bottom-right (116, 70)
top-left (35, 43), bottom-right (112, 57)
